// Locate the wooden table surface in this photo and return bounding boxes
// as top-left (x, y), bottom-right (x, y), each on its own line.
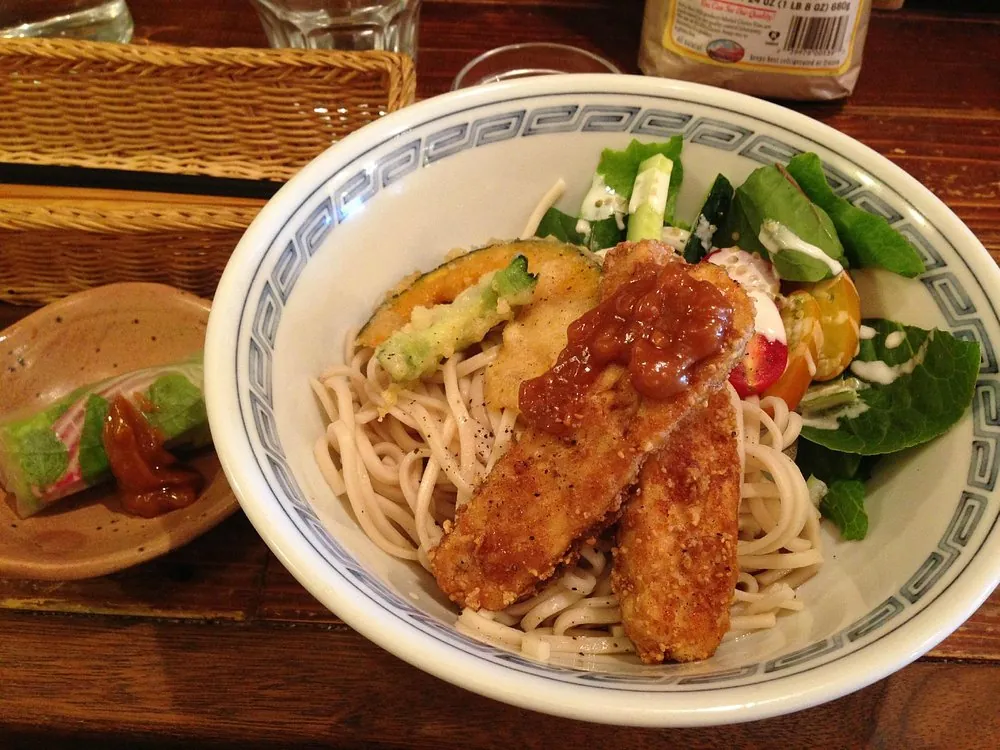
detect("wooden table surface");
top-left (3, 1), bottom-right (1000, 747)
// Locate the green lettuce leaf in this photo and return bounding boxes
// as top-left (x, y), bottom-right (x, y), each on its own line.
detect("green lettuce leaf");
top-left (770, 247), bottom-right (838, 281)
top-left (800, 320), bottom-right (980, 454)
top-left (796, 439), bottom-right (877, 484)
top-left (15, 429), bottom-right (69, 489)
top-left (786, 153), bottom-right (925, 278)
top-left (820, 479), bottom-right (869, 541)
top-left (142, 373), bottom-right (207, 440)
top-left (535, 207), bottom-right (583, 245)
top-left (796, 440), bottom-right (879, 540)
top-left (79, 394), bottom-right (111, 483)
top-left (534, 209), bottom-right (620, 251)
top-left (0, 402), bottom-right (71, 490)
top-left (719, 164), bottom-right (845, 281)
top-left (596, 137), bottom-right (684, 223)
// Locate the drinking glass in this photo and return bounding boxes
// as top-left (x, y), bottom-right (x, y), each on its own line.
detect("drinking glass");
top-left (452, 43), bottom-right (621, 90)
top-left (250, 0), bottom-right (421, 58)
top-left (0, 1), bottom-right (133, 43)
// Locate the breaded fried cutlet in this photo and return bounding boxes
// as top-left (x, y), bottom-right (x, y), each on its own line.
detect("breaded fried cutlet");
top-left (428, 241), bottom-right (754, 612)
top-left (612, 389), bottom-right (742, 663)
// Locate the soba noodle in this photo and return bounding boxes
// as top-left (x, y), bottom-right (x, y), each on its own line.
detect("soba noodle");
top-left (313, 331), bottom-right (822, 660)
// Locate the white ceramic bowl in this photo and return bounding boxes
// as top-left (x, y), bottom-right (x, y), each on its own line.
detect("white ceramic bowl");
top-left (205, 74), bottom-right (1000, 726)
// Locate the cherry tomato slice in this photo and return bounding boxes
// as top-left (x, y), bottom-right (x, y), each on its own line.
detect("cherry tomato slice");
top-left (811, 272), bottom-right (862, 381)
top-left (729, 334), bottom-right (789, 398)
top-left (762, 291), bottom-right (822, 409)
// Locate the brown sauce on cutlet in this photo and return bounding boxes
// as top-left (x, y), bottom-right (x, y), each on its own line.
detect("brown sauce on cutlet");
top-left (519, 263), bottom-right (733, 436)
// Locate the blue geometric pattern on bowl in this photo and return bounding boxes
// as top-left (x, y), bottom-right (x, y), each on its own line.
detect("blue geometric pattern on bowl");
top-left (237, 95), bottom-right (1000, 690)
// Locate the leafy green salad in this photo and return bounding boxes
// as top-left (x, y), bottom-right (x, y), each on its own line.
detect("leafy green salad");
top-left (532, 137), bottom-right (980, 541)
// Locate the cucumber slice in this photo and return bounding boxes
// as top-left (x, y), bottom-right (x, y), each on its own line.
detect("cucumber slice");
top-left (683, 174), bottom-right (734, 263)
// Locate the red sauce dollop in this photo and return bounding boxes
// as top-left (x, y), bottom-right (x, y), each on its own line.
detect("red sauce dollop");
top-left (518, 263), bottom-right (733, 436)
top-left (102, 395), bottom-right (203, 518)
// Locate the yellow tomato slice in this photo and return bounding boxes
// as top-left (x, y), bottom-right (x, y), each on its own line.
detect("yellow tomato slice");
top-left (763, 291), bottom-right (822, 410)
top-left (810, 272), bottom-right (862, 381)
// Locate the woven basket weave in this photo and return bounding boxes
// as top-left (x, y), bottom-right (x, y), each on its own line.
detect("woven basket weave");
top-left (0, 201), bottom-right (263, 304)
top-left (0, 38), bottom-right (415, 180)
top-left (0, 39), bottom-right (416, 304)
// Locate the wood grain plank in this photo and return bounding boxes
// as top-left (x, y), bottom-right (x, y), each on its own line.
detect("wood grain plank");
top-left (1, 611), bottom-right (998, 748)
top-left (0, 614), bottom-right (1000, 750)
top-left (799, 110), bottom-right (1000, 159)
top-left (948, 204), bottom-right (1000, 261)
top-left (884, 156), bottom-right (1000, 204)
top-left (0, 515), bottom-right (268, 621)
top-left (256, 552), bottom-right (341, 624)
top-left (0, 304), bottom-right (28, 327)
top-left (417, 0), bottom-right (643, 95)
top-left (850, 11), bottom-right (1000, 111)
top-left (931, 587), bottom-right (1000, 660)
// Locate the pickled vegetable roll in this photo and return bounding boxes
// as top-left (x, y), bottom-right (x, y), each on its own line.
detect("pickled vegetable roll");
top-left (0, 356), bottom-right (210, 518)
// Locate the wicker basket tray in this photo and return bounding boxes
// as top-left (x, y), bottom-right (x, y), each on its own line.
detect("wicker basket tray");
top-left (0, 38), bottom-right (416, 305)
top-left (0, 38), bottom-right (415, 180)
top-left (1, 190), bottom-right (264, 304)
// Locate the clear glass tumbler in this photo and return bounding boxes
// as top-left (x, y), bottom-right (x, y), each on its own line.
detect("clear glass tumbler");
top-left (250, 0), bottom-right (421, 58)
top-left (452, 43), bottom-right (621, 90)
top-left (0, 1), bottom-right (133, 43)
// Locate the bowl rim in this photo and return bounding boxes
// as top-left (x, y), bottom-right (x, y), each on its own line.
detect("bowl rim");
top-left (206, 73), bottom-right (1000, 726)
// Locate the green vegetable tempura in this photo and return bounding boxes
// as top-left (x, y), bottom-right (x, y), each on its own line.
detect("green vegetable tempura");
top-left (376, 255), bottom-right (538, 382)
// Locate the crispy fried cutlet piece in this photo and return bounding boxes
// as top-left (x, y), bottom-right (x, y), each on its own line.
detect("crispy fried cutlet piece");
top-left (612, 390), bottom-right (742, 663)
top-left (428, 241), bottom-right (754, 611)
top-left (597, 238), bottom-right (678, 300)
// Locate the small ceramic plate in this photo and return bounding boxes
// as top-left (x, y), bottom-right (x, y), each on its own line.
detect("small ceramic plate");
top-left (0, 283), bottom-right (238, 580)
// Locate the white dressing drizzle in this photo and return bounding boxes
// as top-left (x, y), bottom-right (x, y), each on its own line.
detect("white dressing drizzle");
top-left (850, 336), bottom-right (931, 386)
top-left (750, 291), bottom-right (787, 345)
top-left (758, 220), bottom-right (844, 277)
top-left (884, 330), bottom-right (906, 349)
top-left (693, 214), bottom-right (716, 250)
top-left (800, 400), bottom-right (870, 430)
top-left (578, 173), bottom-right (627, 227)
top-left (707, 248), bottom-right (785, 344)
top-left (859, 324), bottom-right (877, 340)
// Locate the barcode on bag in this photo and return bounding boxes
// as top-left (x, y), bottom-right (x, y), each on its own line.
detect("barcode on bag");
top-left (784, 15), bottom-right (849, 53)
